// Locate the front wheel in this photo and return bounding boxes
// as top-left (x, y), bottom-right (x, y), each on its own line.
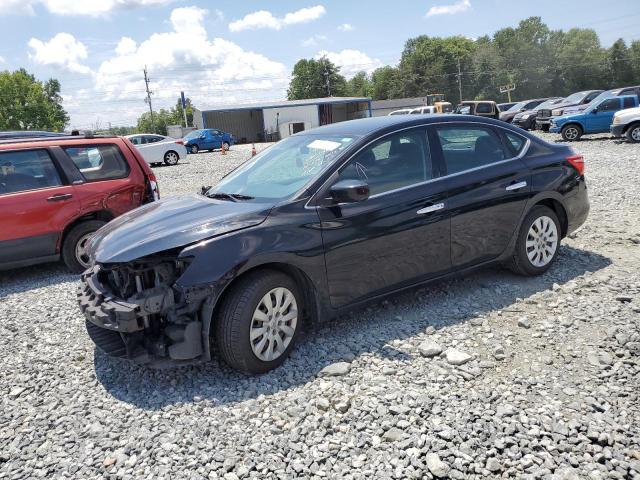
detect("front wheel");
top-left (222, 142), bottom-right (230, 151)
top-left (561, 124), bottom-right (582, 141)
top-left (62, 220), bottom-right (106, 273)
top-left (626, 123), bottom-right (640, 143)
top-left (539, 124), bottom-right (550, 132)
top-left (164, 150), bottom-right (179, 165)
top-left (190, 145), bottom-right (199, 154)
top-left (507, 206), bottom-right (561, 276)
top-left (215, 270), bottom-right (302, 374)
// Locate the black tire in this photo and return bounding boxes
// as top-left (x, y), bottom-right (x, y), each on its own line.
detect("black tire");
top-left (164, 150), bottom-right (179, 165)
top-left (540, 124), bottom-right (550, 132)
top-left (507, 206), bottom-right (561, 276)
top-left (62, 220), bottom-right (106, 273)
top-left (215, 270), bottom-right (303, 374)
top-left (561, 124), bottom-right (582, 141)
top-left (625, 123), bottom-right (640, 143)
top-left (190, 145), bottom-right (199, 154)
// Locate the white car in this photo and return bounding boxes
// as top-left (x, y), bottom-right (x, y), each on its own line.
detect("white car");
top-left (409, 106), bottom-right (436, 114)
top-left (611, 106), bottom-right (640, 143)
top-left (126, 134), bottom-right (187, 166)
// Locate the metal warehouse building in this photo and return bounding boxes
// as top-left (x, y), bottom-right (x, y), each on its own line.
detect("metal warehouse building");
top-left (193, 97), bottom-right (371, 143)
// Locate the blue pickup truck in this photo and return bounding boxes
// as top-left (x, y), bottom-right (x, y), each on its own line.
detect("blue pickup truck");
top-left (183, 129), bottom-right (235, 154)
top-left (550, 95), bottom-right (638, 141)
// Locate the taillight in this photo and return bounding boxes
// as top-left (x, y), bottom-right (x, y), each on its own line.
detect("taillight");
top-left (566, 154), bottom-right (584, 176)
top-left (146, 171), bottom-right (160, 202)
top-left (175, 139), bottom-right (184, 145)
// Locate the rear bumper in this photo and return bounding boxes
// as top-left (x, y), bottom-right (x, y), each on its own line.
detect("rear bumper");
top-left (610, 124), bottom-right (625, 137)
top-left (565, 179), bottom-right (590, 235)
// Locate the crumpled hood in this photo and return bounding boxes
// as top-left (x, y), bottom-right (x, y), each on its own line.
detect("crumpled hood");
top-left (90, 194), bottom-right (272, 264)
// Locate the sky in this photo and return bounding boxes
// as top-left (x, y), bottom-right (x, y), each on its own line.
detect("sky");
top-left (0, 0), bottom-right (639, 129)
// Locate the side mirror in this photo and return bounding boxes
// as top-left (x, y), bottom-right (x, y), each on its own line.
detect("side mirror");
top-left (330, 179), bottom-right (370, 204)
top-left (591, 109), bottom-right (598, 114)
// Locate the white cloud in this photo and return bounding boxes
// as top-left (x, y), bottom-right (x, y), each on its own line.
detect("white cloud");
top-left (115, 37), bottom-right (137, 55)
top-left (0, 0), bottom-right (174, 16)
top-left (338, 23), bottom-right (354, 32)
top-left (302, 34), bottom-right (327, 47)
top-left (28, 33), bottom-right (92, 74)
top-left (0, 56), bottom-right (5, 64)
top-left (229, 5), bottom-right (326, 32)
top-left (426, 0), bottom-right (471, 17)
top-left (316, 49), bottom-right (382, 78)
top-left (63, 6), bottom-right (288, 127)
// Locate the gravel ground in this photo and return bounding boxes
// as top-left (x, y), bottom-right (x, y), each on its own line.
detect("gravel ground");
top-left (1, 135), bottom-right (639, 480)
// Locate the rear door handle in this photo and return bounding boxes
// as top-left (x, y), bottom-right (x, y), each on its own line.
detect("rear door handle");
top-left (506, 181), bottom-right (527, 191)
top-left (417, 202), bottom-right (445, 214)
top-left (47, 193), bottom-right (73, 202)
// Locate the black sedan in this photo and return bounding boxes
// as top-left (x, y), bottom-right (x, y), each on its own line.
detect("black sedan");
top-left (512, 97), bottom-right (564, 130)
top-left (79, 115), bottom-right (589, 373)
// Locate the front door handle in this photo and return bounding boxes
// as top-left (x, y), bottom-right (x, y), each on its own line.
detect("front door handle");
top-left (47, 193), bottom-right (73, 202)
top-left (506, 181), bottom-right (527, 191)
top-left (417, 202), bottom-right (445, 214)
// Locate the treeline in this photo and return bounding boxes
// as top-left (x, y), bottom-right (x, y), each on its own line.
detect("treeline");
top-left (288, 17), bottom-right (640, 103)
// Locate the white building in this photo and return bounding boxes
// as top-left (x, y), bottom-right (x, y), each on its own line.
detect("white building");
top-left (193, 97), bottom-right (371, 143)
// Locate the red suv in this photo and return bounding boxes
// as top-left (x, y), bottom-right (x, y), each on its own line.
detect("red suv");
top-left (0, 134), bottom-right (159, 272)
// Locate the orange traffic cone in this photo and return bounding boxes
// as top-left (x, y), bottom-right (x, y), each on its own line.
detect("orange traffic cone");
top-left (221, 142), bottom-right (226, 155)
top-left (251, 143), bottom-right (257, 157)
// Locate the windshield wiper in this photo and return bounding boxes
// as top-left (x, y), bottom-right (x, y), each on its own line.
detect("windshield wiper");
top-left (205, 191), bottom-right (254, 201)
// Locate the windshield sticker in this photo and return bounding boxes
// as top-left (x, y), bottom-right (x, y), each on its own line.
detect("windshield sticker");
top-left (307, 139), bottom-right (342, 151)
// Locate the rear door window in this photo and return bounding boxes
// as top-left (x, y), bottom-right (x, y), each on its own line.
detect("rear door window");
top-left (64, 145), bottom-right (130, 181)
top-left (435, 125), bottom-right (508, 175)
top-left (0, 149), bottom-right (62, 195)
top-left (475, 103), bottom-right (492, 114)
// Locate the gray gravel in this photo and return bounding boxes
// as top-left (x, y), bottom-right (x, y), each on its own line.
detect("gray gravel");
top-left (1, 135), bottom-right (640, 479)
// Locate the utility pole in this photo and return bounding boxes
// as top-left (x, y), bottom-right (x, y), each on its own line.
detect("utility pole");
top-left (456, 59), bottom-right (463, 103)
top-left (143, 66), bottom-right (155, 132)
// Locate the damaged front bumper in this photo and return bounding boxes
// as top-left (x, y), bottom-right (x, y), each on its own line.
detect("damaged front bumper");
top-left (78, 258), bottom-right (216, 366)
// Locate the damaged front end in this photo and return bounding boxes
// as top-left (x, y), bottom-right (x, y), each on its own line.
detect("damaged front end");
top-left (78, 252), bottom-right (216, 366)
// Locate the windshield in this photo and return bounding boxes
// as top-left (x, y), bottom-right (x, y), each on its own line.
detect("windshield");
top-left (562, 92), bottom-right (587, 104)
top-left (534, 98), bottom-right (562, 110)
top-left (207, 134), bottom-right (356, 201)
top-left (507, 101), bottom-right (528, 112)
top-left (583, 91), bottom-right (615, 110)
top-left (184, 130), bottom-right (202, 140)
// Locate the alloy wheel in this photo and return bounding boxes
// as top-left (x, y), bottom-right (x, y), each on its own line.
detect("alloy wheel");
top-left (525, 216), bottom-right (558, 268)
top-left (631, 127), bottom-right (640, 142)
top-left (564, 127), bottom-right (579, 140)
top-left (191, 145), bottom-right (199, 154)
top-left (250, 287), bottom-right (298, 362)
top-left (165, 151), bottom-right (179, 165)
top-left (75, 233), bottom-right (94, 269)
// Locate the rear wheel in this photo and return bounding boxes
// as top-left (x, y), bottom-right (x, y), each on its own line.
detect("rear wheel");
top-left (626, 123), bottom-right (640, 143)
top-left (164, 150), bottom-right (179, 165)
top-left (190, 145), bottom-right (199, 154)
top-left (62, 220), bottom-right (106, 273)
top-left (222, 141), bottom-right (230, 151)
top-left (215, 270), bottom-right (302, 374)
top-left (507, 206), bottom-right (561, 276)
top-left (561, 124), bottom-right (582, 141)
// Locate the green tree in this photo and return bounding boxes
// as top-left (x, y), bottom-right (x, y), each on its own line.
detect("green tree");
top-left (0, 69), bottom-right (69, 131)
top-left (287, 57), bottom-right (347, 99)
top-left (555, 28), bottom-right (607, 92)
top-left (631, 40), bottom-right (640, 81)
top-left (346, 71), bottom-right (371, 97)
top-left (393, 35), bottom-right (476, 101)
top-left (370, 66), bottom-right (398, 100)
top-left (608, 39), bottom-right (634, 86)
top-left (170, 97), bottom-right (195, 127)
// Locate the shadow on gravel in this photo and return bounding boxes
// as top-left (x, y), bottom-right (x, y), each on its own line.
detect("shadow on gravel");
top-left (553, 137), bottom-right (616, 143)
top-left (0, 262), bottom-right (77, 299)
top-left (94, 245), bottom-right (611, 410)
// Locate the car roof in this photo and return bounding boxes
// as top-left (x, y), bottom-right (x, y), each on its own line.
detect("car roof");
top-left (296, 114), bottom-right (512, 137)
top-left (0, 134), bottom-right (120, 149)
